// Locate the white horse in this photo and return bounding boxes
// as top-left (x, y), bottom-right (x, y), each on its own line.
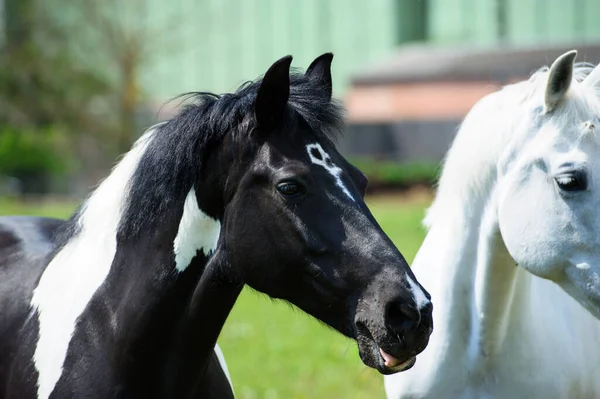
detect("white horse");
top-left (384, 50), bottom-right (600, 399)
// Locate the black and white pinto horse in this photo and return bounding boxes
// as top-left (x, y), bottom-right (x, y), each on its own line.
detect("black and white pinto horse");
top-left (0, 54), bottom-right (433, 398)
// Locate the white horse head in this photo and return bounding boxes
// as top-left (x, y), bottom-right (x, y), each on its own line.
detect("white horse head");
top-left (496, 50), bottom-right (600, 317)
top-left (385, 50), bottom-right (600, 398)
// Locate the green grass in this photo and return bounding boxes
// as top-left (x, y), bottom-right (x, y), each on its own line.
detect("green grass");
top-left (0, 195), bottom-right (430, 399)
top-left (349, 158), bottom-right (440, 189)
top-left (0, 197), bottom-right (77, 217)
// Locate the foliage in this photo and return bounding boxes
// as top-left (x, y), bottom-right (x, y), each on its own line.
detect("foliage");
top-left (0, 127), bottom-right (70, 176)
top-left (350, 158), bottom-right (441, 190)
top-left (0, 0), bottom-right (115, 194)
top-left (0, 0), bottom-right (180, 182)
top-left (0, 196), bottom-right (430, 398)
top-left (46, 0), bottom-right (185, 154)
top-left (0, 0), bottom-right (112, 135)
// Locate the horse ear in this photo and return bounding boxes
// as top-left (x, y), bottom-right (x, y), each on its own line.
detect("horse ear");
top-left (255, 55), bottom-right (293, 130)
top-left (545, 50), bottom-right (577, 112)
top-left (583, 62), bottom-right (600, 89)
top-left (306, 52), bottom-right (334, 100)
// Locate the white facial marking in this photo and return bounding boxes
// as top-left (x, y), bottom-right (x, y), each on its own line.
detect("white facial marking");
top-left (173, 188), bottom-right (221, 272)
top-left (214, 344), bottom-right (234, 393)
top-left (306, 143), bottom-right (355, 201)
top-left (407, 276), bottom-right (430, 309)
top-left (30, 129), bottom-right (156, 399)
top-left (576, 262), bottom-right (591, 270)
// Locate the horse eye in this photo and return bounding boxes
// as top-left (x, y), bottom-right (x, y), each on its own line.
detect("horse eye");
top-left (555, 172), bottom-right (587, 192)
top-left (277, 181), bottom-right (302, 196)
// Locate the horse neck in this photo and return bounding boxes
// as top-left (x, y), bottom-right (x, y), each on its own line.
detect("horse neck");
top-left (411, 203), bottom-right (481, 363)
top-left (104, 169), bottom-right (240, 393)
top-left (32, 128), bottom-right (239, 396)
top-left (468, 193), bottom-right (529, 366)
top-left (163, 250), bottom-right (243, 396)
top-left (104, 190), bottom-right (239, 396)
top-left (106, 188), bottom-right (238, 388)
top-left (414, 187), bottom-right (533, 372)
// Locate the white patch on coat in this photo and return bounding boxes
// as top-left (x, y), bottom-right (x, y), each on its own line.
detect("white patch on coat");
top-left (576, 262), bottom-right (591, 270)
top-left (306, 143), bottom-right (355, 201)
top-left (30, 128), bottom-right (156, 399)
top-left (173, 188), bottom-right (221, 272)
top-left (214, 344), bottom-right (234, 394)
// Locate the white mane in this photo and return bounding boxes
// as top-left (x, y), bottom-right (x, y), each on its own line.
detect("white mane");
top-left (425, 62), bottom-right (600, 229)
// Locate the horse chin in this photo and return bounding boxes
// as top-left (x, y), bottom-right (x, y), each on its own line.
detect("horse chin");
top-left (355, 325), bottom-right (417, 375)
top-left (378, 355), bottom-right (416, 375)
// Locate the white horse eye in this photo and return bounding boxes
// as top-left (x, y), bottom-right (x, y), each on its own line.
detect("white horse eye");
top-left (554, 172), bottom-right (587, 192)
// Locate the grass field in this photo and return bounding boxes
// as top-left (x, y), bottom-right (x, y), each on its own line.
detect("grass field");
top-left (0, 193), bottom-right (431, 399)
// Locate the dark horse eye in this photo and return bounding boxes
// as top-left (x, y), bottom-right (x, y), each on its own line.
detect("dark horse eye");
top-left (277, 181), bottom-right (302, 196)
top-left (555, 171), bottom-right (587, 192)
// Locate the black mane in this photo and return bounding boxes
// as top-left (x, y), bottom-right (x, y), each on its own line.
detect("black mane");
top-left (118, 70), bottom-right (345, 238)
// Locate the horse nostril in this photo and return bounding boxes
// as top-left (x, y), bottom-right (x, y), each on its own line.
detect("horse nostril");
top-left (386, 301), bottom-right (421, 333)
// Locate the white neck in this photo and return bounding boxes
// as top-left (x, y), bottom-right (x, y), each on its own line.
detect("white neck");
top-left (467, 194), bottom-right (527, 368)
top-left (410, 188), bottom-right (528, 373)
top-left (411, 208), bottom-right (479, 369)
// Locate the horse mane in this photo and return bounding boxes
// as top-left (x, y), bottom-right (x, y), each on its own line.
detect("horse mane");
top-left (424, 62), bottom-right (600, 229)
top-left (117, 70), bottom-right (345, 238)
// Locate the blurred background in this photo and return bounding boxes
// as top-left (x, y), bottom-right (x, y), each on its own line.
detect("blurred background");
top-left (1, 0), bottom-right (599, 398)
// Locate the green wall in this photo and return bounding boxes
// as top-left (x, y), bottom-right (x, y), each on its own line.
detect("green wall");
top-left (428, 0), bottom-right (600, 46)
top-left (143, 0), bottom-right (411, 101)
top-left (140, 0), bottom-right (600, 103)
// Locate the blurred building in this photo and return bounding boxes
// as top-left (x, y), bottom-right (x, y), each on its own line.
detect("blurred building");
top-left (343, 0), bottom-right (600, 162)
top-left (133, 0), bottom-right (600, 163)
top-left (140, 0), bottom-right (599, 98)
top-left (141, 0), bottom-right (417, 109)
